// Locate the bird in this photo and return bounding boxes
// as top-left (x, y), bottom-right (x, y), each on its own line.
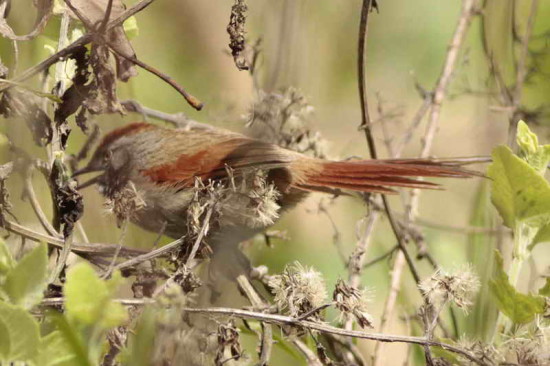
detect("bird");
top-left (73, 122), bottom-right (476, 278)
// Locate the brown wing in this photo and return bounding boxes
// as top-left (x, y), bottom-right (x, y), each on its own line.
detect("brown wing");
top-left (140, 137), bottom-right (296, 188)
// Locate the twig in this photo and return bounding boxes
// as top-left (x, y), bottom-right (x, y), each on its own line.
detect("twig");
top-left (185, 203), bottom-right (215, 267)
top-left (236, 275), bottom-right (273, 365)
top-left (47, 9), bottom-right (73, 286)
top-left (362, 244), bottom-right (398, 269)
top-left (108, 44), bottom-right (203, 111)
top-left (345, 210), bottom-right (379, 330)
top-left (2, 219), bottom-right (146, 258)
top-left (355, 0), bottom-right (422, 287)
top-left (23, 165), bottom-right (59, 237)
top-left (507, 0), bottom-right (539, 146)
top-left (181, 307), bottom-right (489, 366)
top-left (373, 1), bottom-right (478, 364)
top-left (41, 297), bottom-right (154, 307)
top-left (113, 237), bottom-right (185, 271)
top-left (295, 302), bottom-right (333, 321)
top-left (48, 233), bottom-right (74, 284)
top-left (62, 0), bottom-right (203, 111)
top-left (121, 100), bottom-right (213, 130)
top-left (357, 0), bottom-right (377, 160)
top-left (292, 339), bottom-right (323, 366)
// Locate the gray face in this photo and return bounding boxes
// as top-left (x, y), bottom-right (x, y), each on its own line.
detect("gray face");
top-left (75, 138), bottom-right (135, 195)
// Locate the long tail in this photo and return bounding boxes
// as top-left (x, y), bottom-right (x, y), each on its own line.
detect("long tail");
top-left (291, 158), bottom-right (479, 194)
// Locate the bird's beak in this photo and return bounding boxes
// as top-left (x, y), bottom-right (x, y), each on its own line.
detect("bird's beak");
top-left (72, 165), bottom-right (97, 177)
top-left (73, 165), bottom-right (104, 190)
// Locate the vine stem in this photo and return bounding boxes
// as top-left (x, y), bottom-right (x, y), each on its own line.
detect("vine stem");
top-left (494, 222), bottom-right (535, 337)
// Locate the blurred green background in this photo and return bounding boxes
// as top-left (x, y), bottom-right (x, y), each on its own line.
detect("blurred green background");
top-left (2, 0), bottom-right (550, 364)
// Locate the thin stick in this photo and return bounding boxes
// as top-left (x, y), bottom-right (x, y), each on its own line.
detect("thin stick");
top-left (41, 297), bottom-right (154, 307)
top-left (236, 275), bottom-right (273, 365)
top-left (113, 237), bottom-right (185, 271)
top-left (62, 1), bottom-right (203, 112)
top-left (185, 203), bottom-right (215, 267)
top-left (507, 0), bottom-right (539, 146)
top-left (108, 46), bottom-right (203, 111)
top-left (23, 166), bottom-right (59, 237)
top-left (362, 244), bottom-right (399, 269)
top-left (121, 100), bottom-right (213, 130)
top-left (373, 1), bottom-right (478, 364)
top-left (181, 307), bottom-right (488, 366)
top-left (2, 219), bottom-right (147, 258)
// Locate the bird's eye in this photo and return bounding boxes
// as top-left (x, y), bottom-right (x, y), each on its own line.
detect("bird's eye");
top-left (103, 150), bottom-right (112, 162)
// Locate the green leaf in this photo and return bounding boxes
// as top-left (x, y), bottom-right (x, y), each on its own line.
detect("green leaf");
top-left (0, 238), bottom-right (15, 278)
top-left (0, 316), bottom-right (10, 360)
top-left (50, 312), bottom-right (91, 366)
top-left (36, 331), bottom-right (78, 366)
top-left (0, 301), bottom-right (40, 363)
top-left (3, 243), bottom-right (48, 309)
top-left (539, 278), bottom-right (550, 297)
top-left (489, 251), bottom-right (546, 324)
top-left (517, 121), bottom-right (540, 156)
top-left (65, 262), bottom-right (127, 330)
top-left (516, 121), bottom-right (550, 174)
top-left (122, 308), bottom-right (155, 366)
top-left (123, 16), bottom-right (139, 39)
top-left (530, 223), bottom-right (550, 249)
top-left (488, 145), bottom-right (550, 228)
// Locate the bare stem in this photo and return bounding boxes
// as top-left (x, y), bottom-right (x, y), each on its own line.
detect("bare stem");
top-left (373, 1), bottom-right (478, 364)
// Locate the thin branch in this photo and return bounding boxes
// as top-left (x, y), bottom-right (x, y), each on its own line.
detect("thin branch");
top-left (181, 307), bottom-right (489, 366)
top-left (62, 0), bottom-right (203, 111)
top-left (23, 165), bottom-right (59, 237)
top-left (362, 244), bottom-right (398, 269)
top-left (345, 209), bottom-right (379, 330)
top-left (2, 219), bottom-right (146, 258)
top-left (185, 203), bottom-right (215, 267)
top-left (357, 0), bottom-right (377, 160)
top-left (107, 44), bottom-right (203, 111)
top-left (113, 237), bottom-right (185, 271)
top-left (41, 297), bottom-right (154, 307)
top-left (120, 100), bottom-right (213, 130)
top-left (292, 339), bottom-right (323, 366)
top-left (355, 0), bottom-right (423, 289)
top-left (236, 275), bottom-right (273, 365)
top-left (373, 1), bottom-right (478, 364)
top-left (508, 0), bottom-right (539, 146)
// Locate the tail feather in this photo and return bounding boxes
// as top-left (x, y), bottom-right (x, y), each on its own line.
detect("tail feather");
top-left (292, 159), bottom-right (478, 194)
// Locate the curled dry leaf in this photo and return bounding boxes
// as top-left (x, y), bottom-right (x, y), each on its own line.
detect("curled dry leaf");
top-left (50, 156), bottom-right (83, 238)
top-left (0, 89), bottom-right (52, 146)
top-left (0, 161), bottom-right (14, 226)
top-left (215, 321), bottom-right (242, 366)
top-left (0, 0), bottom-right (53, 41)
top-left (66, 0), bottom-right (138, 81)
top-left (227, 0), bottom-right (248, 71)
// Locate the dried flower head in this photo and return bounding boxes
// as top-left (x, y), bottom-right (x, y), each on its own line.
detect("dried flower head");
top-left (188, 170), bottom-right (281, 234)
top-left (456, 338), bottom-right (503, 365)
top-left (269, 262), bottom-right (327, 317)
top-left (419, 264), bottom-right (480, 311)
top-left (333, 279), bottom-right (374, 328)
top-left (104, 181), bottom-right (146, 227)
top-left (247, 88), bottom-right (327, 159)
top-left (501, 321), bottom-right (550, 366)
top-left (215, 321), bottom-right (242, 365)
